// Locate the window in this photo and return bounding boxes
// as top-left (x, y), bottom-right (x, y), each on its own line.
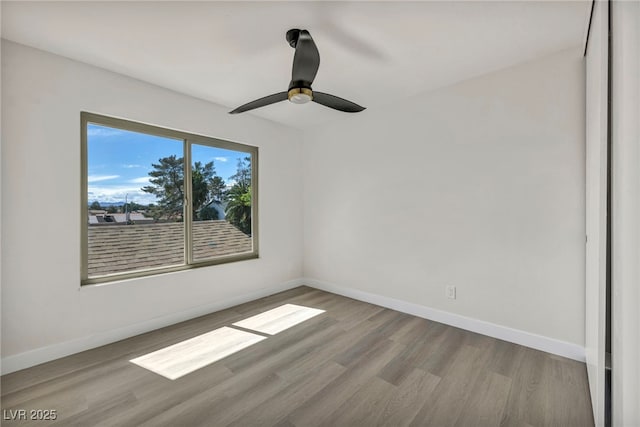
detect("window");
top-left (81, 112), bottom-right (258, 285)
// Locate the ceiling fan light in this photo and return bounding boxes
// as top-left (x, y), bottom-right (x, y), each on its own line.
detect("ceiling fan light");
top-left (290, 93), bottom-right (311, 104)
top-left (288, 88), bottom-right (313, 104)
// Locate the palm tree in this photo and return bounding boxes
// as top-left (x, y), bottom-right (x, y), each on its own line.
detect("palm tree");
top-left (225, 182), bottom-right (251, 235)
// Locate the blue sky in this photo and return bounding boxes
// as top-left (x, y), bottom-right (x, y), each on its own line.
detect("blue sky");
top-left (87, 124), bottom-right (248, 205)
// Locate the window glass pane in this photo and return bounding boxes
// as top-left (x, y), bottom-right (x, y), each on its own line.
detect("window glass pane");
top-left (86, 124), bottom-right (184, 277)
top-left (190, 144), bottom-right (253, 262)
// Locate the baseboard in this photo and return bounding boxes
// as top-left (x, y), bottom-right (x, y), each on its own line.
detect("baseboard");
top-left (304, 278), bottom-right (586, 362)
top-left (1, 278), bottom-right (305, 375)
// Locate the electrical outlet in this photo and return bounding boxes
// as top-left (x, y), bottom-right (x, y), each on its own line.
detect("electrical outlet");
top-left (446, 285), bottom-right (456, 300)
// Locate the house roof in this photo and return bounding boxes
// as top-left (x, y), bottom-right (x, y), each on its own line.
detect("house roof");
top-left (88, 213), bottom-right (149, 225)
top-left (88, 220), bottom-right (252, 277)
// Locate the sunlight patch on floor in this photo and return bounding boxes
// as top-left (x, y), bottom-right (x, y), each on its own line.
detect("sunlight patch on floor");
top-left (232, 303), bottom-right (326, 335)
top-left (130, 304), bottom-right (325, 379)
top-left (130, 326), bottom-right (266, 380)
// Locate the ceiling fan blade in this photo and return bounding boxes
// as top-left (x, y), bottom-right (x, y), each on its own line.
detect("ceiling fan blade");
top-left (291, 30), bottom-right (320, 84)
top-left (312, 92), bottom-right (366, 113)
top-left (229, 92), bottom-right (288, 114)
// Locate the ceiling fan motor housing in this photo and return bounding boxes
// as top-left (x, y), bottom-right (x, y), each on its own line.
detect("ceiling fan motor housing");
top-left (288, 87), bottom-right (313, 104)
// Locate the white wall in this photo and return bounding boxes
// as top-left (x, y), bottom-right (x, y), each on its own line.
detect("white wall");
top-left (611, 1), bottom-right (640, 424)
top-left (1, 41), bottom-right (303, 371)
top-left (303, 49), bottom-right (586, 348)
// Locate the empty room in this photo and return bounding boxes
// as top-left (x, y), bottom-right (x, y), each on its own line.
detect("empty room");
top-left (1, 1), bottom-right (638, 426)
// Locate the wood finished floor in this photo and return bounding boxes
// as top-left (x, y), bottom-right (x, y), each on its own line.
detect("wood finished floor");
top-left (1, 286), bottom-right (594, 427)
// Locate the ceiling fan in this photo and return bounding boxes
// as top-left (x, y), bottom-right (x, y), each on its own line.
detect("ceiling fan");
top-left (230, 29), bottom-right (365, 114)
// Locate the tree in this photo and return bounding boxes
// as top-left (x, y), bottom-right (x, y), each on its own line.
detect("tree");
top-left (142, 155), bottom-right (184, 221)
top-left (191, 161), bottom-right (216, 219)
top-left (210, 176), bottom-right (226, 202)
top-left (121, 201), bottom-right (146, 213)
top-left (225, 183), bottom-right (251, 235)
top-left (89, 201), bottom-right (102, 210)
top-left (230, 156), bottom-right (251, 187)
top-left (142, 156), bottom-right (224, 221)
top-left (225, 156), bottom-right (252, 235)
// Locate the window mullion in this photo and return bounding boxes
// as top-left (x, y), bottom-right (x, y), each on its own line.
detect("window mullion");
top-left (80, 114), bottom-right (89, 282)
top-left (184, 139), bottom-right (193, 265)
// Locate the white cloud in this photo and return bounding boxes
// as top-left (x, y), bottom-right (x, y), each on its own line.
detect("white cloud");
top-left (122, 164), bottom-right (143, 169)
top-left (129, 177), bottom-right (151, 184)
top-left (87, 175), bottom-right (120, 183)
top-left (88, 185), bottom-right (157, 205)
top-left (214, 157), bottom-right (228, 162)
top-left (87, 127), bottom-right (124, 137)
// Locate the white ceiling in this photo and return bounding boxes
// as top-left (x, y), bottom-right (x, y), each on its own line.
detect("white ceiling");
top-left (2, 1), bottom-right (590, 129)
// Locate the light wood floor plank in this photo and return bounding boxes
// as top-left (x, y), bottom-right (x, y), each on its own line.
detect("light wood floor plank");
top-left (455, 370), bottom-right (512, 427)
top-left (377, 368), bottom-right (441, 427)
top-left (288, 338), bottom-right (406, 427)
top-left (227, 361), bottom-right (347, 427)
top-left (410, 343), bottom-right (490, 426)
